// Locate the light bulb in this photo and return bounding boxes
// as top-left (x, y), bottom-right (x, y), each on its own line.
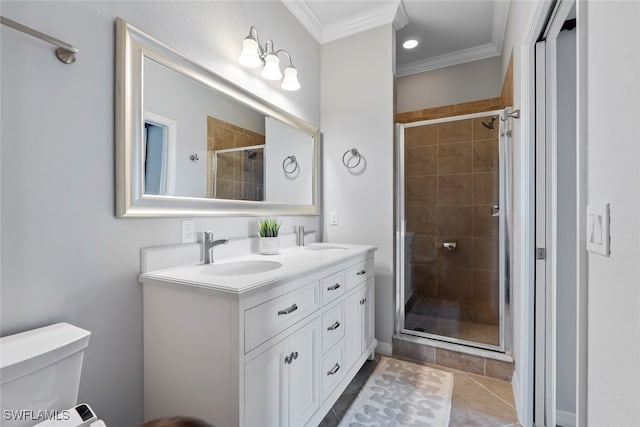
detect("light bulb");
top-left (403, 38), bottom-right (419, 49)
top-left (238, 36), bottom-right (261, 68)
top-left (261, 53), bottom-right (282, 80)
top-left (281, 66), bottom-right (300, 91)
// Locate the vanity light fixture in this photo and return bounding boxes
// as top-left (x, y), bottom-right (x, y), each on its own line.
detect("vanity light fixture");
top-left (238, 26), bottom-right (301, 91)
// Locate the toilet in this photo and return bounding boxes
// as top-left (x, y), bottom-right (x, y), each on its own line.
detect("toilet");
top-left (0, 322), bottom-right (105, 427)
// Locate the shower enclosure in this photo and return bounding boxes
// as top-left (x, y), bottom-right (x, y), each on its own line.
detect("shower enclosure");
top-left (213, 145), bottom-right (265, 201)
top-left (395, 109), bottom-right (512, 352)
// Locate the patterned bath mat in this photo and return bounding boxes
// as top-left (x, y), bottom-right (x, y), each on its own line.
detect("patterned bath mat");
top-left (338, 357), bottom-right (453, 427)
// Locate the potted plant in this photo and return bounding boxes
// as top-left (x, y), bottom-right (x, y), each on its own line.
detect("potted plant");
top-left (257, 217), bottom-right (281, 255)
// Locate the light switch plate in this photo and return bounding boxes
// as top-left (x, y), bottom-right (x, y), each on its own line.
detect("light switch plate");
top-left (329, 211), bottom-right (338, 225)
top-left (181, 219), bottom-right (195, 243)
top-left (586, 203), bottom-right (610, 256)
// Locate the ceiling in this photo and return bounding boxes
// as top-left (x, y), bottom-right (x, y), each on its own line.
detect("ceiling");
top-left (282, 0), bottom-right (509, 77)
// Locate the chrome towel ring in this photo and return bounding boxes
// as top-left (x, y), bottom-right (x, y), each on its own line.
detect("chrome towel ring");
top-left (283, 155), bottom-right (299, 174)
top-left (342, 148), bottom-right (362, 169)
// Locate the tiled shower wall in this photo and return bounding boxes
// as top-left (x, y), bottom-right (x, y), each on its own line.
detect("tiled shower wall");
top-left (214, 150), bottom-right (264, 201)
top-left (206, 116), bottom-right (265, 200)
top-left (405, 116), bottom-right (499, 325)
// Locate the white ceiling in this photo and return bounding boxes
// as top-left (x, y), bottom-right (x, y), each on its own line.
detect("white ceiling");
top-left (281, 0), bottom-right (509, 77)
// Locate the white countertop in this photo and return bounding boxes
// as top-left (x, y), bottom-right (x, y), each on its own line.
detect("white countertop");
top-left (139, 243), bottom-right (376, 294)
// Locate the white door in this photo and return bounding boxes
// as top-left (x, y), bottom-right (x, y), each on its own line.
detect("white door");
top-left (362, 282), bottom-right (375, 350)
top-left (288, 318), bottom-right (321, 427)
top-left (344, 289), bottom-right (363, 369)
top-left (245, 339), bottom-right (290, 427)
top-left (534, 38), bottom-right (549, 427)
top-left (534, 2), bottom-right (578, 426)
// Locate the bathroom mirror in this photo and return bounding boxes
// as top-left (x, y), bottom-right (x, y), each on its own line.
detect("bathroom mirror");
top-left (115, 18), bottom-right (319, 217)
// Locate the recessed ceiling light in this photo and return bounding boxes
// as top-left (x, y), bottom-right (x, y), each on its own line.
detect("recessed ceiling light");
top-left (403, 39), bottom-right (419, 49)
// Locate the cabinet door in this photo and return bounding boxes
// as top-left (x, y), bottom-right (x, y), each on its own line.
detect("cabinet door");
top-left (288, 318), bottom-right (322, 427)
top-left (245, 339), bottom-right (290, 427)
top-left (362, 281), bottom-right (375, 350)
top-left (344, 288), bottom-right (364, 370)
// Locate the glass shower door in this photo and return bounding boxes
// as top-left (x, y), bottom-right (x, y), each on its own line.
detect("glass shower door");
top-left (396, 110), bottom-right (508, 351)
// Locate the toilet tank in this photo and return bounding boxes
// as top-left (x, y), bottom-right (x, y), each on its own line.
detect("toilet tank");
top-left (0, 323), bottom-right (91, 427)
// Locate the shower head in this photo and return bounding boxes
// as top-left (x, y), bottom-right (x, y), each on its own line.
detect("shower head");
top-left (481, 115), bottom-right (498, 130)
top-left (246, 150), bottom-right (257, 159)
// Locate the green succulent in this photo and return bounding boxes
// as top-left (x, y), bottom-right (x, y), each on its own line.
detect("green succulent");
top-left (257, 217), bottom-right (281, 238)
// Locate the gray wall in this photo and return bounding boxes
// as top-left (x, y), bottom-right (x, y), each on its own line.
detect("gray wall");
top-left (0, 2), bottom-right (320, 426)
top-left (585, 1), bottom-right (640, 424)
top-left (396, 56), bottom-right (503, 112)
top-left (321, 25), bottom-right (395, 351)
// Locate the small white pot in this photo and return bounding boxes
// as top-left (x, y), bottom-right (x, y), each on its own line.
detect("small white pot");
top-left (259, 237), bottom-right (280, 255)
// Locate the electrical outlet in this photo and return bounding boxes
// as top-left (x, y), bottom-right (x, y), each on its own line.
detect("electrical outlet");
top-left (329, 211), bottom-right (338, 225)
top-left (181, 220), bottom-right (195, 243)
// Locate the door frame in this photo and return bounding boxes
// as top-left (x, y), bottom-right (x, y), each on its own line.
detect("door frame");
top-left (528, 0), bottom-right (586, 426)
top-left (394, 110), bottom-right (510, 354)
top-left (513, 2), bottom-right (555, 424)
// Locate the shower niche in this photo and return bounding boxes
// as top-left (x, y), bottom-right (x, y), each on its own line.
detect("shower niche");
top-left (396, 109), bottom-right (511, 353)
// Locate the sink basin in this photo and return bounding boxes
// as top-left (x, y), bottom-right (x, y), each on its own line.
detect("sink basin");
top-left (304, 244), bottom-right (348, 251)
top-left (200, 260), bottom-right (282, 276)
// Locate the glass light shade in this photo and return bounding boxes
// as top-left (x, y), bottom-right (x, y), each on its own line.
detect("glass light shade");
top-left (238, 37), bottom-right (261, 68)
top-left (281, 66), bottom-right (301, 91)
top-left (261, 53), bottom-right (282, 80)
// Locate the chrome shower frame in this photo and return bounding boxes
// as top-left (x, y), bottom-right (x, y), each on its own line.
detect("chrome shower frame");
top-left (394, 108), bottom-right (513, 355)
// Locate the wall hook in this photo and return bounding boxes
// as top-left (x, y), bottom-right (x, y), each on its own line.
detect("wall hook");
top-left (189, 153), bottom-right (199, 161)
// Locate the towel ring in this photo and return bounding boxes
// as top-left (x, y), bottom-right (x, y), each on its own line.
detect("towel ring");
top-left (342, 148), bottom-right (362, 169)
top-left (282, 155), bottom-right (298, 174)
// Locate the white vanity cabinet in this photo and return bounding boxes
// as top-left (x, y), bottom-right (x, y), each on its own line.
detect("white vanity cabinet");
top-left (344, 281), bottom-right (375, 370)
top-left (245, 317), bottom-right (321, 427)
top-left (140, 245), bottom-right (376, 427)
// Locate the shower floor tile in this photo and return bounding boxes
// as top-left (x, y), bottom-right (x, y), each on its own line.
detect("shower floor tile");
top-left (405, 296), bottom-right (499, 346)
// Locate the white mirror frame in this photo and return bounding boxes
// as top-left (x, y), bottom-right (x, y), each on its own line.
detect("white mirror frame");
top-left (115, 18), bottom-right (320, 217)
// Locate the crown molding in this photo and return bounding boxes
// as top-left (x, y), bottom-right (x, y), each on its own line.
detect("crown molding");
top-left (322, 1), bottom-right (402, 43)
top-left (396, 0), bottom-right (510, 77)
top-left (283, 0), bottom-right (509, 74)
top-left (282, 0), bottom-right (404, 44)
top-left (396, 43), bottom-right (501, 77)
top-left (492, 0), bottom-right (510, 53)
top-left (394, 1), bottom-right (409, 31)
top-left (281, 0), bottom-right (324, 42)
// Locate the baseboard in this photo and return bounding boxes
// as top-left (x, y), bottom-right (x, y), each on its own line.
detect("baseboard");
top-left (376, 341), bottom-right (392, 356)
top-left (557, 410), bottom-right (576, 427)
top-left (512, 371), bottom-right (523, 425)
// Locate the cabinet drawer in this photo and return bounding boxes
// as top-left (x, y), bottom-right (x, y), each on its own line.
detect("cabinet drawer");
top-left (321, 271), bottom-right (345, 305)
top-left (345, 258), bottom-right (374, 292)
top-left (245, 281), bottom-right (320, 353)
top-left (322, 342), bottom-right (345, 401)
top-left (322, 302), bottom-right (344, 353)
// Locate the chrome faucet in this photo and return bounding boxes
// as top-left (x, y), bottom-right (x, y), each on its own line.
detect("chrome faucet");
top-left (296, 225), bottom-right (305, 246)
top-left (202, 231), bottom-right (229, 264)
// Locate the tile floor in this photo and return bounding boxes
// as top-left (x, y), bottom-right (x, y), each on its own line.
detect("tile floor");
top-left (319, 355), bottom-right (521, 427)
